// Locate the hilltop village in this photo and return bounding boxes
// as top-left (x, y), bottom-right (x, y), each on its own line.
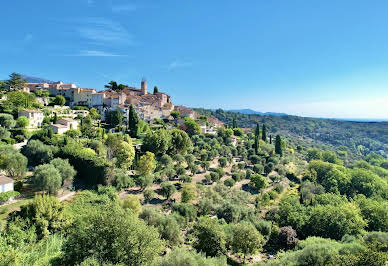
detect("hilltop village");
top-left (0, 73), bottom-right (387, 265)
top-left (1, 73), bottom-right (222, 135)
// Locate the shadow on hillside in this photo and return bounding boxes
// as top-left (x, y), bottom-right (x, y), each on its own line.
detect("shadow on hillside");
top-left (149, 198), bottom-right (166, 205)
top-left (242, 184), bottom-right (258, 195)
top-left (123, 189), bottom-right (143, 195)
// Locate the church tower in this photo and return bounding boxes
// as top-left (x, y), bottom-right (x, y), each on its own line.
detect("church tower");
top-left (141, 78), bottom-right (147, 95)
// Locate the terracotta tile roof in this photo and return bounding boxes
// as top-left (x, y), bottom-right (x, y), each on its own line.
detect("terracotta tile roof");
top-left (20, 109), bottom-right (43, 113)
top-left (58, 118), bottom-right (76, 122)
top-left (0, 175), bottom-right (13, 185)
top-left (49, 124), bottom-right (68, 128)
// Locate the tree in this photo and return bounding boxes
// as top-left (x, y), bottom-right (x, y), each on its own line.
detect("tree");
top-left (305, 203), bottom-right (367, 240)
top-left (22, 140), bottom-right (56, 166)
top-left (0, 151), bottom-right (27, 179)
top-left (156, 247), bottom-right (227, 266)
top-left (181, 184), bottom-right (196, 203)
top-left (230, 222), bottom-right (264, 262)
top-left (143, 129), bottom-right (171, 155)
top-left (0, 113), bottom-right (16, 129)
top-left (113, 168), bottom-right (134, 190)
top-left (275, 135), bottom-right (283, 156)
top-left (169, 129), bottom-right (192, 155)
top-left (183, 117), bottom-right (200, 136)
top-left (3, 91), bottom-right (36, 112)
top-left (136, 174), bottom-right (154, 190)
top-left (16, 116), bottom-right (29, 128)
top-left (143, 189), bottom-right (155, 203)
top-left (170, 111), bottom-right (180, 119)
top-left (193, 216), bottom-right (226, 257)
top-left (262, 124), bottom-right (267, 142)
top-left (210, 172), bottom-right (220, 183)
top-left (201, 161), bottom-right (210, 172)
top-left (232, 118), bottom-right (237, 129)
top-left (219, 157), bottom-right (227, 168)
top-left (6, 73), bottom-right (26, 89)
top-left (49, 158), bottom-right (76, 186)
top-left (107, 109), bottom-right (122, 128)
top-left (121, 195), bottom-right (142, 216)
top-left (127, 104), bottom-right (139, 137)
top-left (53, 95), bottom-right (66, 106)
top-left (160, 182), bottom-right (176, 199)
top-left (306, 148), bottom-right (322, 162)
top-left (62, 205), bottom-right (164, 265)
top-left (250, 174), bottom-right (268, 191)
top-left (104, 81), bottom-right (126, 92)
top-left (53, 112), bottom-right (58, 124)
top-left (137, 152), bottom-right (156, 175)
top-left (160, 154), bottom-right (173, 168)
top-left (12, 194), bottom-right (69, 239)
top-left (277, 226), bottom-right (299, 250)
top-left (153, 86), bottom-right (158, 94)
top-left (253, 164), bottom-right (264, 174)
top-left (264, 162), bottom-right (274, 175)
top-left (115, 140), bottom-right (135, 169)
top-left (33, 164), bottom-right (62, 194)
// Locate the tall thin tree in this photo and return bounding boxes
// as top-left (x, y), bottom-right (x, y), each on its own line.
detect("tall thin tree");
top-left (275, 135), bottom-right (282, 156)
top-left (262, 124), bottom-right (267, 142)
top-left (127, 104), bottom-right (139, 137)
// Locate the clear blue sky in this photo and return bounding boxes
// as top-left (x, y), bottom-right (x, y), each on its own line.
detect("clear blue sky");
top-left (1, 0), bottom-right (388, 119)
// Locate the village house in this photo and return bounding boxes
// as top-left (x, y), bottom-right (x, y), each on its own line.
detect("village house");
top-left (48, 118), bottom-right (79, 134)
top-left (0, 175), bottom-right (14, 193)
top-left (18, 109), bottom-right (44, 128)
top-left (174, 105), bottom-right (196, 119)
top-left (73, 88), bottom-right (96, 107)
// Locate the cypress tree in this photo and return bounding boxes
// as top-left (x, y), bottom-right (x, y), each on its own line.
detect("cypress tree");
top-left (254, 136), bottom-right (259, 155)
top-left (53, 112), bottom-right (58, 124)
top-left (269, 135), bottom-right (272, 144)
top-left (253, 123), bottom-right (260, 154)
top-left (255, 123), bottom-right (260, 138)
top-left (128, 104), bottom-right (139, 137)
top-left (262, 124), bottom-right (267, 142)
top-left (47, 128), bottom-right (53, 138)
top-left (232, 118), bottom-right (237, 129)
top-left (275, 135), bottom-right (282, 156)
top-left (153, 86), bottom-right (158, 94)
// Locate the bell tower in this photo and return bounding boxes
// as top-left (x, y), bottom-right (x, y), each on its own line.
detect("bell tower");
top-left (141, 78), bottom-right (147, 95)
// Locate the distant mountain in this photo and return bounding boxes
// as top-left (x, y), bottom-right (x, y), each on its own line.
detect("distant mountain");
top-left (21, 75), bottom-right (55, 84)
top-left (228, 109), bottom-right (287, 117)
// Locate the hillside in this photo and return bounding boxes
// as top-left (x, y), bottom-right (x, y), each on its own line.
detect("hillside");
top-left (195, 108), bottom-right (388, 161)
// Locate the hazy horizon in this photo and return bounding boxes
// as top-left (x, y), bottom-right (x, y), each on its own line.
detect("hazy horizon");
top-left (1, 0), bottom-right (388, 119)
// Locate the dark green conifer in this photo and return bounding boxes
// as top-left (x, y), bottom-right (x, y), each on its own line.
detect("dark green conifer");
top-left (275, 135), bottom-right (282, 156)
top-left (128, 104), bottom-right (139, 137)
top-left (262, 124), bottom-right (267, 142)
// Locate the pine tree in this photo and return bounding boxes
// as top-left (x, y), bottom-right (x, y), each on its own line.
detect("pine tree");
top-left (153, 86), bottom-right (158, 94)
top-left (262, 124), bottom-right (267, 142)
top-left (127, 104), bottom-right (139, 137)
top-left (275, 135), bottom-right (282, 156)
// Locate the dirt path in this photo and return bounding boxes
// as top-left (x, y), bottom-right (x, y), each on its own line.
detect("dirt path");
top-left (58, 191), bottom-right (76, 202)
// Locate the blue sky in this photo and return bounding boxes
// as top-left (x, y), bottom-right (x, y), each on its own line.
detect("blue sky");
top-left (1, 0), bottom-right (388, 119)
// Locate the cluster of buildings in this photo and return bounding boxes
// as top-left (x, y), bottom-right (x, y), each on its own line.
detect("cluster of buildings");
top-left (16, 78), bottom-right (224, 134)
top-left (25, 79), bottom-right (175, 123)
